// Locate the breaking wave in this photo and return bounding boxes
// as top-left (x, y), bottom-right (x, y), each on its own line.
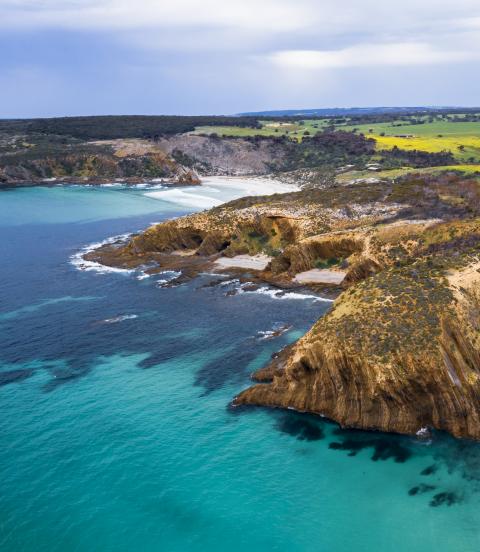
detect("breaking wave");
top-left (70, 234), bottom-right (134, 275)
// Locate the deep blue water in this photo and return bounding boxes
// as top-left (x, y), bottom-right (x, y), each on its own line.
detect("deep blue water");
top-left (2, 184), bottom-right (480, 551)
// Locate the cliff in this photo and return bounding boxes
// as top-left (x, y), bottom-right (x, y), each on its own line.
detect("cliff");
top-left (88, 171), bottom-right (480, 439)
top-left (236, 246), bottom-right (480, 439)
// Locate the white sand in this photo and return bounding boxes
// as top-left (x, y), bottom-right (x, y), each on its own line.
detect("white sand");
top-left (171, 249), bottom-right (197, 257)
top-left (294, 269), bottom-right (346, 285)
top-left (144, 176), bottom-right (299, 210)
top-left (215, 254), bottom-right (272, 271)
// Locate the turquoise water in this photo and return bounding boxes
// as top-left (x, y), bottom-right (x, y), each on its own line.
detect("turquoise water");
top-left (1, 183), bottom-right (480, 551)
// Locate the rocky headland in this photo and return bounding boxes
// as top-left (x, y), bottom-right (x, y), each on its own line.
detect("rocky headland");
top-left (87, 170), bottom-right (480, 440)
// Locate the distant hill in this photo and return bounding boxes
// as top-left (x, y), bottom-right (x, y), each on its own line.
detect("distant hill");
top-left (239, 107), bottom-right (459, 117)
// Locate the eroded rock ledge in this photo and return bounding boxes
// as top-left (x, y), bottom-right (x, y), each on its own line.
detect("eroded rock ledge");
top-left (89, 173), bottom-right (480, 439)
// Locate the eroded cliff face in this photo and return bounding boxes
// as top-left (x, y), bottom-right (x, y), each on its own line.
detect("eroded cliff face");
top-left (89, 173), bottom-right (480, 439)
top-left (236, 253), bottom-right (480, 439)
top-left (157, 134), bottom-right (291, 176)
top-left (234, 212), bottom-right (480, 439)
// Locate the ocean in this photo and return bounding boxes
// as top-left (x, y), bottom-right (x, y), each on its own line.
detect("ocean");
top-left (1, 179), bottom-right (480, 551)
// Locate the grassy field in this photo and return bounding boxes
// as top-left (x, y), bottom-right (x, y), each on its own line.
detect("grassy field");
top-left (342, 120), bottom-right (480, 136)
top-left (340, 120), bottom-right (480, 162)
top-left (193, 117), bottom-right (480, 162)
top-left (335, 164), bottom-right (480, 184)
top-left (192, 119), bottom-right (331, 139)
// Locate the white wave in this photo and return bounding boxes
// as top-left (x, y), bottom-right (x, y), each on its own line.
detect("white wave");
top-left (102, 314), bottom-right (138, 324)
top-left (198, 272), bottom-right (228, 277)
top-left (138, 183), bottom-right (166, 191)
top-left (155, 271), bottom-right (182, 287)
top-left (256, 323), bottom-right (292, 340)
top-left (70, 233), bottom-right (134, 275)
top-left (257, 330), bottom-right (276, 340)
top-left (145, 189), bottom-right (223, 209)
top-left (237, 286), bottom-right (333, 303)
top-left (218, 278), bottom-right (241, 287)
top-left (415, 427), bottom-right (433, 445)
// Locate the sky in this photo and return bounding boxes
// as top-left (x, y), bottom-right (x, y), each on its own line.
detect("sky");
top-left (2, 0), bottom-right (480, 117)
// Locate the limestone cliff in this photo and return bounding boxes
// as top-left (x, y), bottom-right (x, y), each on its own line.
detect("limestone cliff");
top-left (90, 172), bottom-right (480, 439)
top-left (236, 249), bottom-right (480, 439)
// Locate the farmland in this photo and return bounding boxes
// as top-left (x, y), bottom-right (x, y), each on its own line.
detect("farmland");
top-left (192, 119), bottom-right (331, 139)
top-left (342, 119), bottom-right (480, 162)
top-left (193, 116), bottom-right (480, 162)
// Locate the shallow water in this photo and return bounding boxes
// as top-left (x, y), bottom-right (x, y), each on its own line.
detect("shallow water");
top-left (1, 182), bottom-right (480, 551)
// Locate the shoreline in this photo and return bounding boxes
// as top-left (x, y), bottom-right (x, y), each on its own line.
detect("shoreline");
top-left (77, 172), bottom-right (339, 301)
top-left (0, 176), bottom-right (201, 189)
top-left (80, 233), bottom-right (341, 299)
top-left (75, 175), bottom-right (336, 300)
top-left (0, 173), bottom-right (300, 193)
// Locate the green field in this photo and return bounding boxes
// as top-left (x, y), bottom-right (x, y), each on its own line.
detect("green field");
top-left (192, 116), bottom-right (480, 162)
top-left (192, 119), bottom-right (331, 139)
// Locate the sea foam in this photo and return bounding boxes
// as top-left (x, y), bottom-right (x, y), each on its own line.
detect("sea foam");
top-left (70, 233), bottom-right (134, 275)
top-left (238, 286), bottom-right (334, 303)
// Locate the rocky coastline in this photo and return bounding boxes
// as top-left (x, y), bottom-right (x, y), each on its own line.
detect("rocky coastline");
top-left (85, 170), bottom-right (480, 440)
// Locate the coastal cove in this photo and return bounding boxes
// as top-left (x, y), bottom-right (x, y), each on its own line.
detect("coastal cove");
top-left (2, 179), bottom-right (480, 551)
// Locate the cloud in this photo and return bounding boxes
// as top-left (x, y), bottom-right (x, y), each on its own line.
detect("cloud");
top-left (269, 42), bottom-right (478, 70)
top-left (3, 1), bottom-right (480, 55)
top-left (2, 1), bottom-right (480, 116)
top-left (3, 0), bottom-right (480, 32)
top-left (1, 0), bottom-right (316, 32)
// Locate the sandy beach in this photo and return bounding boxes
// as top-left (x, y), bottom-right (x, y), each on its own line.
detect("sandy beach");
top-left (294, 269), bottom-right (346, 285)
top-left (144, 176), bottom-right (300, 209)
top-left (215, 254), bottom-right (272, 271)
